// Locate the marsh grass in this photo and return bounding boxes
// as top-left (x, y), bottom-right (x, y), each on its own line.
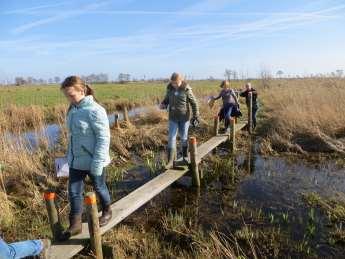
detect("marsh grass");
top-left (259, 78), bottom-right (345, 154)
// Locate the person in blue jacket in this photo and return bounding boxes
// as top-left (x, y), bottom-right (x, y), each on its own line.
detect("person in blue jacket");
top-left (60, 76), bottom-right (112, 240)
top-left (212, 80), bottom-right (239, 133)
top-left (0, 236), bottom-right (50, 259)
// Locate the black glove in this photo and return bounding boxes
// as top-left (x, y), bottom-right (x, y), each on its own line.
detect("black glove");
top-left (191, 117), bottom-right (200, 127)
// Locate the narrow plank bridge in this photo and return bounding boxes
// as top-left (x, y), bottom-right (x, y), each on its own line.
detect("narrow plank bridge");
top-left (45, 93), bottom-right (254, 258)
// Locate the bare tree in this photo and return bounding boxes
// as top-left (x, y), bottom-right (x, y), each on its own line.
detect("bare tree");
top-left (224, 69), bottom-right (238, 81)
top-left (260, 69), bottom-right (272, 88)
top-left (54, 76), bottom-right (61, 84)
top-left (224, 69), bottom-right (232, 81)
top-left (118, 73), bottom-right (131, 83)
top-left (336, 69), bottom-right (344, 78)
top-left (26, 77), bottom-right (34, 84)
top-left (15, 77), bottom-right (26, 86)
top-left (276, 70), bottom-right (284, 79)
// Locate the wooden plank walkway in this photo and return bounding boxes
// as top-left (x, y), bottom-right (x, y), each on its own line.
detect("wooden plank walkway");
top-left (50, 166), bottom-right (189, 259)
top-left (197, 122), bottom-right (246, 162)
top-left (50, 121), bottom-right (247, 258)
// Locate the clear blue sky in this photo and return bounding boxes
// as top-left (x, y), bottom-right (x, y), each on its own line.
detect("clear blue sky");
top-left (0, 0), bottom-right (345, 81)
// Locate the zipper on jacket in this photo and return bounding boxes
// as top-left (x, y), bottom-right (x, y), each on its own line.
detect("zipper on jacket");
top-left (81, 145), bottom-right (93, 158)
top-left (70, 110), bottom-right (75, 168)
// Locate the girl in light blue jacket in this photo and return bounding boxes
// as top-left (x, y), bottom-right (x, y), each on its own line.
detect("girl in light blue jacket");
top-left (60, 76), bottom-right (112, 240)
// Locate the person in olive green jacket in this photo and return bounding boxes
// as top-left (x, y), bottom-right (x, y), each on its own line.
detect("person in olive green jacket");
top-left (160, 72), bottom-right (200, 168)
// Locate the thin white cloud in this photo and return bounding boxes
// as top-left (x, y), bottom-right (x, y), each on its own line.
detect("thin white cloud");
top-left (3, 1), bottom-right (345, 61)
top-left (11, 1), bottom-right (111, 34)
top-left (3, 5), bottom-right (341, 57)
top-left (87, 9), bottom-right (338, 17)
top-left (3, 1), bottom-right (70, 15)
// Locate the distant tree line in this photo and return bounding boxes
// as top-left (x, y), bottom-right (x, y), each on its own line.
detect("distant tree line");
top-left (14, 76), bottom-right (61, 86)
top-left (5, 69), bottom-right (345, 87)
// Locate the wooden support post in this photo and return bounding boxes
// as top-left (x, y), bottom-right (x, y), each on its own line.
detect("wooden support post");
top-left (213, 115), bottom-right (219, 136)
top-left (123, 106), bottom-right (130, 124)
top-left (247, 137), bottom-right (253, 174)
top-left (85, 192), bottom-right (103, 259)
top-left (248, 92), bottom-right (253, 134)
top-left (189, 137), bottom-right (200, 187)
top-left (114, 113), bottom-right (120, 129)
top-left (230, 118), bottom-right (236, 154)
top-left (44, 192), bottom-right (62, 241)
top-left (230, 155), bottom-right (235, 179)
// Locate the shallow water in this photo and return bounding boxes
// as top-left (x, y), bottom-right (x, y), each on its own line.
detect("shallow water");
top-left (111, 139), bottom-right (345, 257)
top-left (11, 106), bottom-right (152, 150)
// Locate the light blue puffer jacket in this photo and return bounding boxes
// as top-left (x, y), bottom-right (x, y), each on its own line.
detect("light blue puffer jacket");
top-left (66, 95), bottom-right (111, 176)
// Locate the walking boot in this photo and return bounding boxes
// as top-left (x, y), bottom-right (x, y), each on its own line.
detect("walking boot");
top-left (59, 214), bottom-right (82, 241)
top-left (99, 205), bottom-right (112, 227)
top-left (165, 148), bottom-right (176, 169)
top-left (173, 146), bottom-right (189, 168)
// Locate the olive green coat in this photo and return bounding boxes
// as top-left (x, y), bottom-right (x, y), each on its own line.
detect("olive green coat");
top-left (161, 82), bottom-right (199, 122)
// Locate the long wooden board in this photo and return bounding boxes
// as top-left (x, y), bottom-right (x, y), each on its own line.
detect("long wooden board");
top-left (196, 122), bottom-right (246, 162)
top-left (50, 166), bottom-right (189, 259)
top-left (49, 121), bottom-right (247, 258)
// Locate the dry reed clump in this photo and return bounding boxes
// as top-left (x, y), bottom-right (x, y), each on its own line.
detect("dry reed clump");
top-left (134, 107), bottom-right (168, 125)
top-left (1, 105), bottom-right (46, 132)
top-left (102, 210), bottom-right (253, 259)
top-left (101, 99), bottom-right (145, 114)
top-left (0, 162), bottom-right (14, 228)
top-left (0, 108), bottom-right (59, 237)
top-left (0, 190), bottom-right (13, 227)
top-left (44, 104), bottom-right (67, 124)
top-left (0, 143), bottom-right (55, 238)
top-left (258, 78), bottom-right (345, 154)
top-left (110, 111), bottom-right (168, 162)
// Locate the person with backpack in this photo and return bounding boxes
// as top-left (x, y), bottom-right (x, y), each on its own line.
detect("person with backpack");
top-left (240, 82), bottom-right (258, 129)
top-left (59, 76), bottom-right (112, 241)
top-left (160, 72), bottom-right (200, 168)
top-left (212, 80), bottom-right (240, 133)
top-left (0, 236), bottom-right (51, 259)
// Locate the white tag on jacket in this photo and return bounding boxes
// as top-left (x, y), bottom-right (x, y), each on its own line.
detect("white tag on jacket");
top-left (55, 157), bottom-right (69, 178)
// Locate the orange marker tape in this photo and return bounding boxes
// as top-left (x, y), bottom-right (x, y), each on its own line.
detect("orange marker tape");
top-left (84, 194), bottom-right (97, 205)
top-left (44, 192), bottom-right (56, 201)
top-left (190, 137), bottom-right (197, 145)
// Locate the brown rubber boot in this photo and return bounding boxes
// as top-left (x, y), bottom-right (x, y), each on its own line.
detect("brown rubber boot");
top-left (59, 215), bottom-right (82, 241)
top-left (99, 205), bottom-right (112, 227)
top-left (182, 145), bottom-right (189, 162)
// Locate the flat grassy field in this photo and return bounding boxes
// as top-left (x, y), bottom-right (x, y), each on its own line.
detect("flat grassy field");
top-left (0, 80), bottom-right (251, 108)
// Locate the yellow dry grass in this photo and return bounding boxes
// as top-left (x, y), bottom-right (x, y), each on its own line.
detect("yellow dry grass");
top-left (259, 78), bottom-right (345, 154)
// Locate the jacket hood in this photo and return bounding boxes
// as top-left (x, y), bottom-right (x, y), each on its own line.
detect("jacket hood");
top-left (74, 95), bottom-right (94, 108)
top-left (167, 81), bottom-right (191, 91)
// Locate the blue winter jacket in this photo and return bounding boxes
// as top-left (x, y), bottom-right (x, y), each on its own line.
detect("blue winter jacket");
top-left (66, 95), bottom-right (111, 176)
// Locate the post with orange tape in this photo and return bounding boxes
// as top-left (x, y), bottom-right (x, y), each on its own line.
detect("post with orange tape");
top-left (189, 137), bottom-right (200, 187)
top-left (85, 192), bottom-right (103, 259)
top-left (213, 115), bottom-right (219, 136)
top-left (230, 118), bottom-right (236, 154)
top-left (44, 191), bottom-right (62, 240)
